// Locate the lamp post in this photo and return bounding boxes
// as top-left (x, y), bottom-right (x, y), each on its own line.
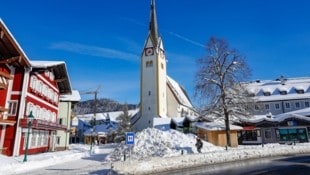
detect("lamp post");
top-left (90, 127), bottom-right (94, 152)
top-left (23, 111), bottom-right (34, 162)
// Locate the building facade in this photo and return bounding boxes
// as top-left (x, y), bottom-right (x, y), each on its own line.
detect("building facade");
top-left (239, 76), bottom-right (310, 145)
top-left (134, 0), bottom-right (197, 131)
top-left (58, 90), bottom-right (81, 150)
top-left (245, 76), bottom-right (310, 115)
top-left (0, 18), bottom-right (32, 156)
top-left (0, 19), bottom-right (73, 156)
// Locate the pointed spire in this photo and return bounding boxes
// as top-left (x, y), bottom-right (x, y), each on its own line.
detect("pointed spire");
top-left (149, 0), bottom-right (159, 46)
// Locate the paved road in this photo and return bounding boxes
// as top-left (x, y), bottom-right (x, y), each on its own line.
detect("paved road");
top-left (157, 154), bottom-right (310, 175)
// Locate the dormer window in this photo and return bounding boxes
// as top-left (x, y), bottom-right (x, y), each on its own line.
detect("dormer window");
top-left (248, 93), bottom-right (255, 97)
top-left (263, 92), bottom-right (271, 96)
top-left (280, 90), bottom-right (287, 95)
top-left (296, 89), bottom-right (304, 94)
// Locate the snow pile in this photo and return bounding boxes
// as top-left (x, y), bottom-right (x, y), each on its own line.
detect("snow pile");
top-left (0, 144), bottom-right (91, 175)
top-left (112, 143), bottom-right (310, 174)
top-left (106, 128), bottom-right (222, 161)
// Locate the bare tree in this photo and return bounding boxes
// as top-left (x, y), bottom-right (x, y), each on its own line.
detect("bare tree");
top-left (195, 37), bottom-right (252, 147)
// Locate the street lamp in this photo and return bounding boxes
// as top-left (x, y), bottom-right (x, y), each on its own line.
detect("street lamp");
top-left (90, 127), bottom-right (94, 152)
top-left (23, 111), bottom-right (34, 162)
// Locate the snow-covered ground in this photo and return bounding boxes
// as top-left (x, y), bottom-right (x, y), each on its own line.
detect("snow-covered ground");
top-left (1, 128), bottom-right (310, 175)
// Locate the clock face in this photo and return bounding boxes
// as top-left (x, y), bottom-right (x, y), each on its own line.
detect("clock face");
top-left (145, 47), bottom-right (154, 56)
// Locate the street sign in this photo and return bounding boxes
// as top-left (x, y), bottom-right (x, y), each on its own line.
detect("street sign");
top-left (125, 132), bottom-right (135, 145)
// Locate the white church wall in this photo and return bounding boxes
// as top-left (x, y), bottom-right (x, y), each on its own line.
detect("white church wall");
top-left (166, 85), bottom-right (180, 118)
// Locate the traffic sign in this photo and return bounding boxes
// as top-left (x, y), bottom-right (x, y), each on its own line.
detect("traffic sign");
top-left (125, 132), bottom-right (135, 145)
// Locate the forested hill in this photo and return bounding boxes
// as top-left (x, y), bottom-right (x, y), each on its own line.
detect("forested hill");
top-left (73, 98), bottom-right (138, 115)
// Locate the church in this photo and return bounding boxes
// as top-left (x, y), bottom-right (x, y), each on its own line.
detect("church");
top-left (132, 0), bottom-right (198, 131)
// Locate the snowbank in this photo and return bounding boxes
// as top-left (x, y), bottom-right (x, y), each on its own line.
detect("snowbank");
top-left (2, 128), bottom-right (310, 175)
top-left (108, 128), bottom-right (310, 174)
top-left (106, 128), bottom-right (222, 161)
top-left (0, 144), bottom-right (91, 175)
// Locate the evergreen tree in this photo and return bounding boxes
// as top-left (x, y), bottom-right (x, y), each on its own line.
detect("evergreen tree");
top-left (114, 104), bottom-right (132, 143)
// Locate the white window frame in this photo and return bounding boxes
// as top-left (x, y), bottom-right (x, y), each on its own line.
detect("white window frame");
top-left (275, 103), bottom-right (280, 110)
top-left (8, 100), bottom-right (18, 116)
top-left (295, 102), bottom-right (300, 108)
top-left (265, 104), bottom-right (270, 110)
top-left (305, 101), bottom-right (310, 108)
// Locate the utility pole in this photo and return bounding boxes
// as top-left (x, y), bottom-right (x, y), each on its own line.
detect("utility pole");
top-left (81, 86), bottom-right (100, 151)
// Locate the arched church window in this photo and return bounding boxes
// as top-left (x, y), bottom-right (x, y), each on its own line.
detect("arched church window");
top-left (148, 91), bottom-right (151, 96)
top-left (161, 63), bottom-right (164, 69)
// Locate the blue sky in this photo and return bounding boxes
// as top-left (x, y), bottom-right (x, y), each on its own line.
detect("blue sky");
top-left (1, 0), bottom-right (310, 105)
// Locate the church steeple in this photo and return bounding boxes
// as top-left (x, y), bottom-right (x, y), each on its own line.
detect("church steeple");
top-left (149, 0), bottom-right (159, 47)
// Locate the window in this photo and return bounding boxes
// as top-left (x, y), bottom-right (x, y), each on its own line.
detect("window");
top-left (30, 130), bottom-right (38, 148)
top-left (26, 102), bottom-right (34, 116)
top-left (146, 61), bottom-right (153, 67)
top-left (254, 105), bottom-right (259, 110)
top-left (263, 92), bottom-right (271, 96)
top-left (305, 101), bottom-right (310, 107)
top-left (161, 63), bottom-right (164, 69)
top-left (59, 118), bottom-right (63, 125)
top-left (285, 103), bottom-right (290, 109)
top-left (57, 136), bottom-right (61, 145)
top-left (280, 91), bottom-right (287, 95)
top-left (148, 91), bottom-right (151, 96)
top-left (265, 104), bottom-right (270, 110)
top-left (242, 130), bottom-right (258, 141)
top-left (295, 102), bottom-right (300, 108)
top-left (8, 101), bottom-right (18, 116)
top-left (264, 129), bottom-right (272, 139)
top-left (277, 128), bottom-right (308, 142)
top-left (275, 103), bottom-right (280, 110)
top-left (296, 89), bottom-right (304, 94)
top-left (30, 76), bottom-right (36, 90)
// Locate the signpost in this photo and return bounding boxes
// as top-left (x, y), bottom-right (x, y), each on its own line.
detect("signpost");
top-left (125, 132), bottom-right (135, 161)
top-left (125, 132), bottom-right (135, 145)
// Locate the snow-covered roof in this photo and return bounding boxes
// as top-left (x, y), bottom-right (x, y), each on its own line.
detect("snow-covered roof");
top-left (153, 117), bottom-right (171, 130)
top-left (84, 122), bottom-right (118, 136)
top-left (244, 77), bottom-right (310, 102)
top-left (195, 122), bottom-right (243, 131)
top-left (30, 60), bottom-right (72, 94)
top-left (30, 61), bottom-right (65, 68)
top-left (171, 117), bottom-right (185, 126)
top-left (166, 75), bottom-right (193, 108)
top-left (240, 108), bottom-right (310, 124)
top-left (59, 90), bottom-right (81, 102)
top-left (171, 116), bottom-right (199, 126)
top-left (76, 108), bottom-right (140, 123)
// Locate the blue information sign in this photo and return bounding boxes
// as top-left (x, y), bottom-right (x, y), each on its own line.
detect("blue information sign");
top-left (125, 132), bottom-right (135, 145)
